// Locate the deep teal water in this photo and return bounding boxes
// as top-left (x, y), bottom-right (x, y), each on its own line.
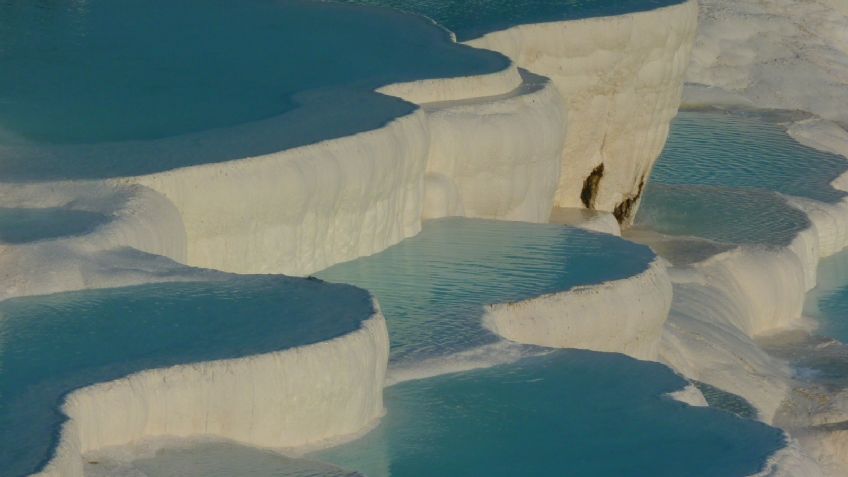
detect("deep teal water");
top-left (341, 0), bottom-right (685, 41)
top-left (318, 217), bottom-right (655, 363)
top-left (0, 207), bottom-right (110, 244)
top-left (313, 351), bottom-right (784, 477)
top-left (0, 277), bottom-right (374, 477)
top-left (0, 0), bottom-right (507, 180)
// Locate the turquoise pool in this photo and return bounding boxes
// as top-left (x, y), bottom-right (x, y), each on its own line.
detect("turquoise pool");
top-left (649, 110), bottom-right (847, 203)
top-left (0, 276), bottom-right (373, 477)
top-left (0, 0), bottom-right (506, 180)
top-left (635, 110), bottom-right (844, 248)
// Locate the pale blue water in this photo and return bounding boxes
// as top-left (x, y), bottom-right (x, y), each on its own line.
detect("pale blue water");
top-left (0, 277), bottom-right (374, 477)
top-left (318, 217), bottom-right (655, 363)
top-left (0, 207), bottom-right (110, 244)
top-left (313, 351), bottom-right (784, 477)
top-left (342, 0), bottom-right (685, 41)
top-left (650, 111), bottom-right (848, 203)
top-left (0, 0), bottom-right (507, 180)
top-left (636, 184), bottom-right (810, 247)
top-left (635, 110), bottom-right (842, 248)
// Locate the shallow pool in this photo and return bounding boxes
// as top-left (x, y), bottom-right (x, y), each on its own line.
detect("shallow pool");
top-left (317, 217), bottom-right (655, 364)
top-left (649, 110), bottom-right (847, 203)
top-left (635, 110), bottom-right (843, 248)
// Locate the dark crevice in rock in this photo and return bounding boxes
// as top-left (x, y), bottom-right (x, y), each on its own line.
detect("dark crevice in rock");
top-left (580, 163), bottom-right (605, 208)
top-left (613, 176), bottom-right (646, 224)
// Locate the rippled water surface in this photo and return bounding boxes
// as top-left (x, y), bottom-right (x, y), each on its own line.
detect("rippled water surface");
top-left (342, 0), bottom-right (685, 41)
top-left (318, 217), bottom-right (655, 363)
top-left (636, 183), bottom-right (810, 247)
top-left (0, 207), bottom-right (110, 244)
top-left (650, 110), bottom-right (847, 203)
top-left (635, 110), bottom-right (843, 249)
top-left (0, 277), bottom-right (373, 477)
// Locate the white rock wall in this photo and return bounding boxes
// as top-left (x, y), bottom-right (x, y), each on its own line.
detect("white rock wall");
top-left (129, 111), bottom-right (430, 276)
top-left (483, 257), bottom-right (673, 361)
top-left (421, 71), bottom-right (567, 222)
top-left (467, 0), bottom-right (699, 223)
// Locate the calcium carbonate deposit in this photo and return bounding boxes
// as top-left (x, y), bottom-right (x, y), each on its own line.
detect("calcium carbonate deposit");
top-left (6, 0), bottom-right (848, 475)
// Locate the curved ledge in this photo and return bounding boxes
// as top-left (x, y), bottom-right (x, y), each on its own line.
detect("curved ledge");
top-left (0, 183), bottom-right (187, 300)
top-left (0, 278), bottom-right (389, 477)
top-left (32, 313), bottom-right (388, 477)
top-left (483, 257), bottom-right (672, 360)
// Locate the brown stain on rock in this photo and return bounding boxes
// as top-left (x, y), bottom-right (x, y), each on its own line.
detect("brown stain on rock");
top-left (580, 163), bottom-right (605, 208)
top-left (613, 176), bottom-right (646, 224)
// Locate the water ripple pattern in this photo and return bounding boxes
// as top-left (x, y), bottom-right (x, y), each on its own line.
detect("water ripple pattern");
top-left (318, 217), bottom-right (655, 363)
top-left (650, 111), bottom-right (847, 203)
top-left (636, 184), bottom-right (810, 247)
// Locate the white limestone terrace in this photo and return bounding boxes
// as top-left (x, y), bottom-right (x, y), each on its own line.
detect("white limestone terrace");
top-left (0, 1), bottom-right (704, 476)
top-left (419, 69), bottom-right (566, 223)
top-left (626, 107), bottom-right (848, 475)
top-left (0, 0), bottom-right (698, 277)
top-left (634, 1), bottom-right (848, 472)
